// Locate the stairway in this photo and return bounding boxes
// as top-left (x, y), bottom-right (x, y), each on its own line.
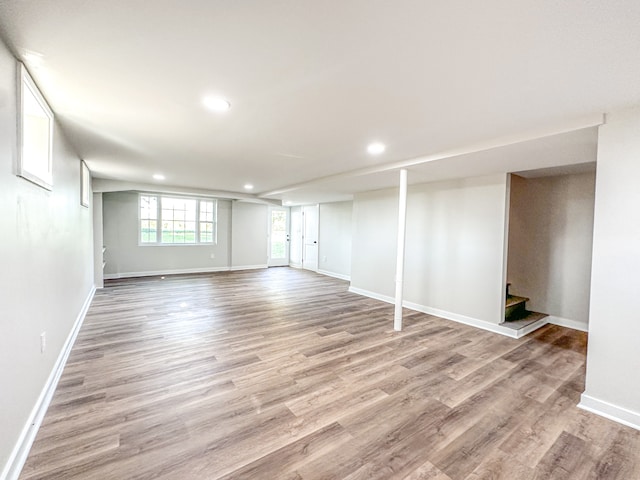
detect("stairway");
top-left (504, 284), bottom-right (549, 333)
top-left (505, 283), bottom-right (530, 321)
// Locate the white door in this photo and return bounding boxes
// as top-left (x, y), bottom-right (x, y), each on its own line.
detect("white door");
top-left (268, 207), bottom-right (290, 267)
top-left (289, 207), bottom-right (302, 267)
top-left (302, 205), bottom-right (319, 271)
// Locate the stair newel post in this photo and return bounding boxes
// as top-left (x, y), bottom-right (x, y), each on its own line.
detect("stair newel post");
top-left (394, 168), bottom-right (408, 331)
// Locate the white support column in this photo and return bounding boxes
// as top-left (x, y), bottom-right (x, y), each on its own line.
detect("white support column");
top-left (394, 168), bottom-right (408, 331)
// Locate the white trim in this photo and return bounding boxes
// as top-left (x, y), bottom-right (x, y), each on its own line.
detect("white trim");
top-left (80, 160), bottom-right (90, 207)
top-left (547, 315), bottom-right (589, 332)
top-left (317, 269), bottom-right (351, 281)
top-left (17, 63), bottom-right (54, 191)
top-left (104, 266), bottom-right (231, 279)
top-left (230, 264), bottom-right (268, 271)
top-left (105, 265), bottom-right (271, 279)
top-left (347, 286), bottom-right (547, 339)
top-left (579, 393), bottom-right (640, 431)
top-left (402, 299), bottom-right (548, 339)
top-left (2, 286), bottom-right (96, 480)
top-left (289, 262), bottom-right (302, 269)
top-left (348, 286), bottom-right (395, 304)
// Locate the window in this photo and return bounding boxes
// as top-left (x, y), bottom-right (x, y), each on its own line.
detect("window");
top-left (80, 161), bottom-right (90, 207)
top-left (139, 194), bottom-right (216, 245)
top-left (199, 200), bottom-right (215, 243)
top-left (140, 195), bottom-right (158, 243)
top-left (17, 63), bottom-right (54, 190)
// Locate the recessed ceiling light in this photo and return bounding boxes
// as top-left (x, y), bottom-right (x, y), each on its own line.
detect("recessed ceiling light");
top-left (153, 173), bottom-right (165, 180)
top-left (203, 96), bottom-right (231, 112)
top-left (367, 142), bottom-right (386, 155)
top-left (244, 183), bottom-right (254, 190)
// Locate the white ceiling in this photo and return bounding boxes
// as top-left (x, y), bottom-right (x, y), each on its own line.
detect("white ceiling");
top-left (1, 1), bottom-right (639, 203)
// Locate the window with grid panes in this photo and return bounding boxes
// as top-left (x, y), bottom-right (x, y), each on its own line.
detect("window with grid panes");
top-left (139, 194), bottom-right (216, 245)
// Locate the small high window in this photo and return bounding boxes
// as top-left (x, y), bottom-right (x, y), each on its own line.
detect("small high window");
top-left (17, 63), bottom-right (54, 190)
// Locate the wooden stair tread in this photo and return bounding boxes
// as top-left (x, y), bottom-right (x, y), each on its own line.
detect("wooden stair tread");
top-left (506, 295), bottom-right (529, 308)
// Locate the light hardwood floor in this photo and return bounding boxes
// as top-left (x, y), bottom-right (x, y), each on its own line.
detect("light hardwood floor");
top-left (19, 268), bottom-right (640, 479)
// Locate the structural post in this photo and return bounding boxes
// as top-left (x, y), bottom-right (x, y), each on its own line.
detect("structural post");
top-left (394, 168), bottom-right (408, 331)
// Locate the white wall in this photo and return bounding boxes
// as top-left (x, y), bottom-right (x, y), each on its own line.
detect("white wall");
top-left (92, 193), bottom-right (104, 288)
top-left (351, 189), bottom-right (399, 297)
top-left (102, 192), bottom-right (231, 277)
top-left (231, 201), bottom-right (268, 269)
top-left (318, 201), bottom-right (352, 280)
top-left (102, 194), bottom-right (272, 276)
top-left (351, 174), bottom-right (508, 325)
top-left (581, 107), bottom-right (640, 429)
top-left (404, 175), bottom-right (508, 324)
top-left (507, 173), bottom-right (595, 329)
top-left (0, 43), bottom-right (94, 477)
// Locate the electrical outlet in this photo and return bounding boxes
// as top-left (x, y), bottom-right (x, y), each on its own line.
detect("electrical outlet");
top-left (210, 253), bottom-right (215, 259)
top-left (323, 256), bottom-right (327, 262)
top-left (40, 332), bottom-right (46, 353)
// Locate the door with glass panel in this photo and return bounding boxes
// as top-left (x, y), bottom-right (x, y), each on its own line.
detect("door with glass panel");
top-left (268, 207), bottom-right (290, 267)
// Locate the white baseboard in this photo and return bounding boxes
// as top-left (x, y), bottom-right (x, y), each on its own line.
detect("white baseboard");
top-left (547, 315), bottom-right (589, 332)
top-left (2, 286), bottom-right (96, 480)
top-left (289, 262), bottom-right (302, 269)
top-left (579, 393), bottom-right (640, 431)
top-left (103, 265), bottom-right (267, 280)
top-left (317, 269), bottom-right (351, 281)
top-left (348, 286), bottom-right (395, 304)
top-left (347, 286), bottom-right (540, 339)
top-left (229, 264), bottom-right (268, 272)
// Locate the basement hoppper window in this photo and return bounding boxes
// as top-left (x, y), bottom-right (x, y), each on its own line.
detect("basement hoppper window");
top-left (17, 63), bottom-right (54, 190)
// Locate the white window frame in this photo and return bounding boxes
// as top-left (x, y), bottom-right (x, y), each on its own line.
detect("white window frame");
top-left (80, 160), bottom-right (90, 207)
top-left (17, 63), bottom-right (54, 190)
top-left (138, 194), bottom-right (217, 246)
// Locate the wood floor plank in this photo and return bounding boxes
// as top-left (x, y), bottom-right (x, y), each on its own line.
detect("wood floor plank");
top-left (534, 430), bottom-right (596, 479)
top-left (464, 449), bottom-right (535, 480)
top-left (216, 422), bottom-right (353, 480)
top-left (18, 268), bottom-right (640, 480)
top-left (402, 460), bottom-right (453, 480)
top-left (430, 408), bottom-right (524, 479)
top-left (498, 391), bottom-right (579, 469)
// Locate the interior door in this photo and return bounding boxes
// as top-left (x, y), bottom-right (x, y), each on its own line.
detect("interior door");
top-left (268, 207), bottom-right (290, 267)
top-left (289, 207), bottom-right (302, 267)
top-left (302, 205), bottom-right (319, 271)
